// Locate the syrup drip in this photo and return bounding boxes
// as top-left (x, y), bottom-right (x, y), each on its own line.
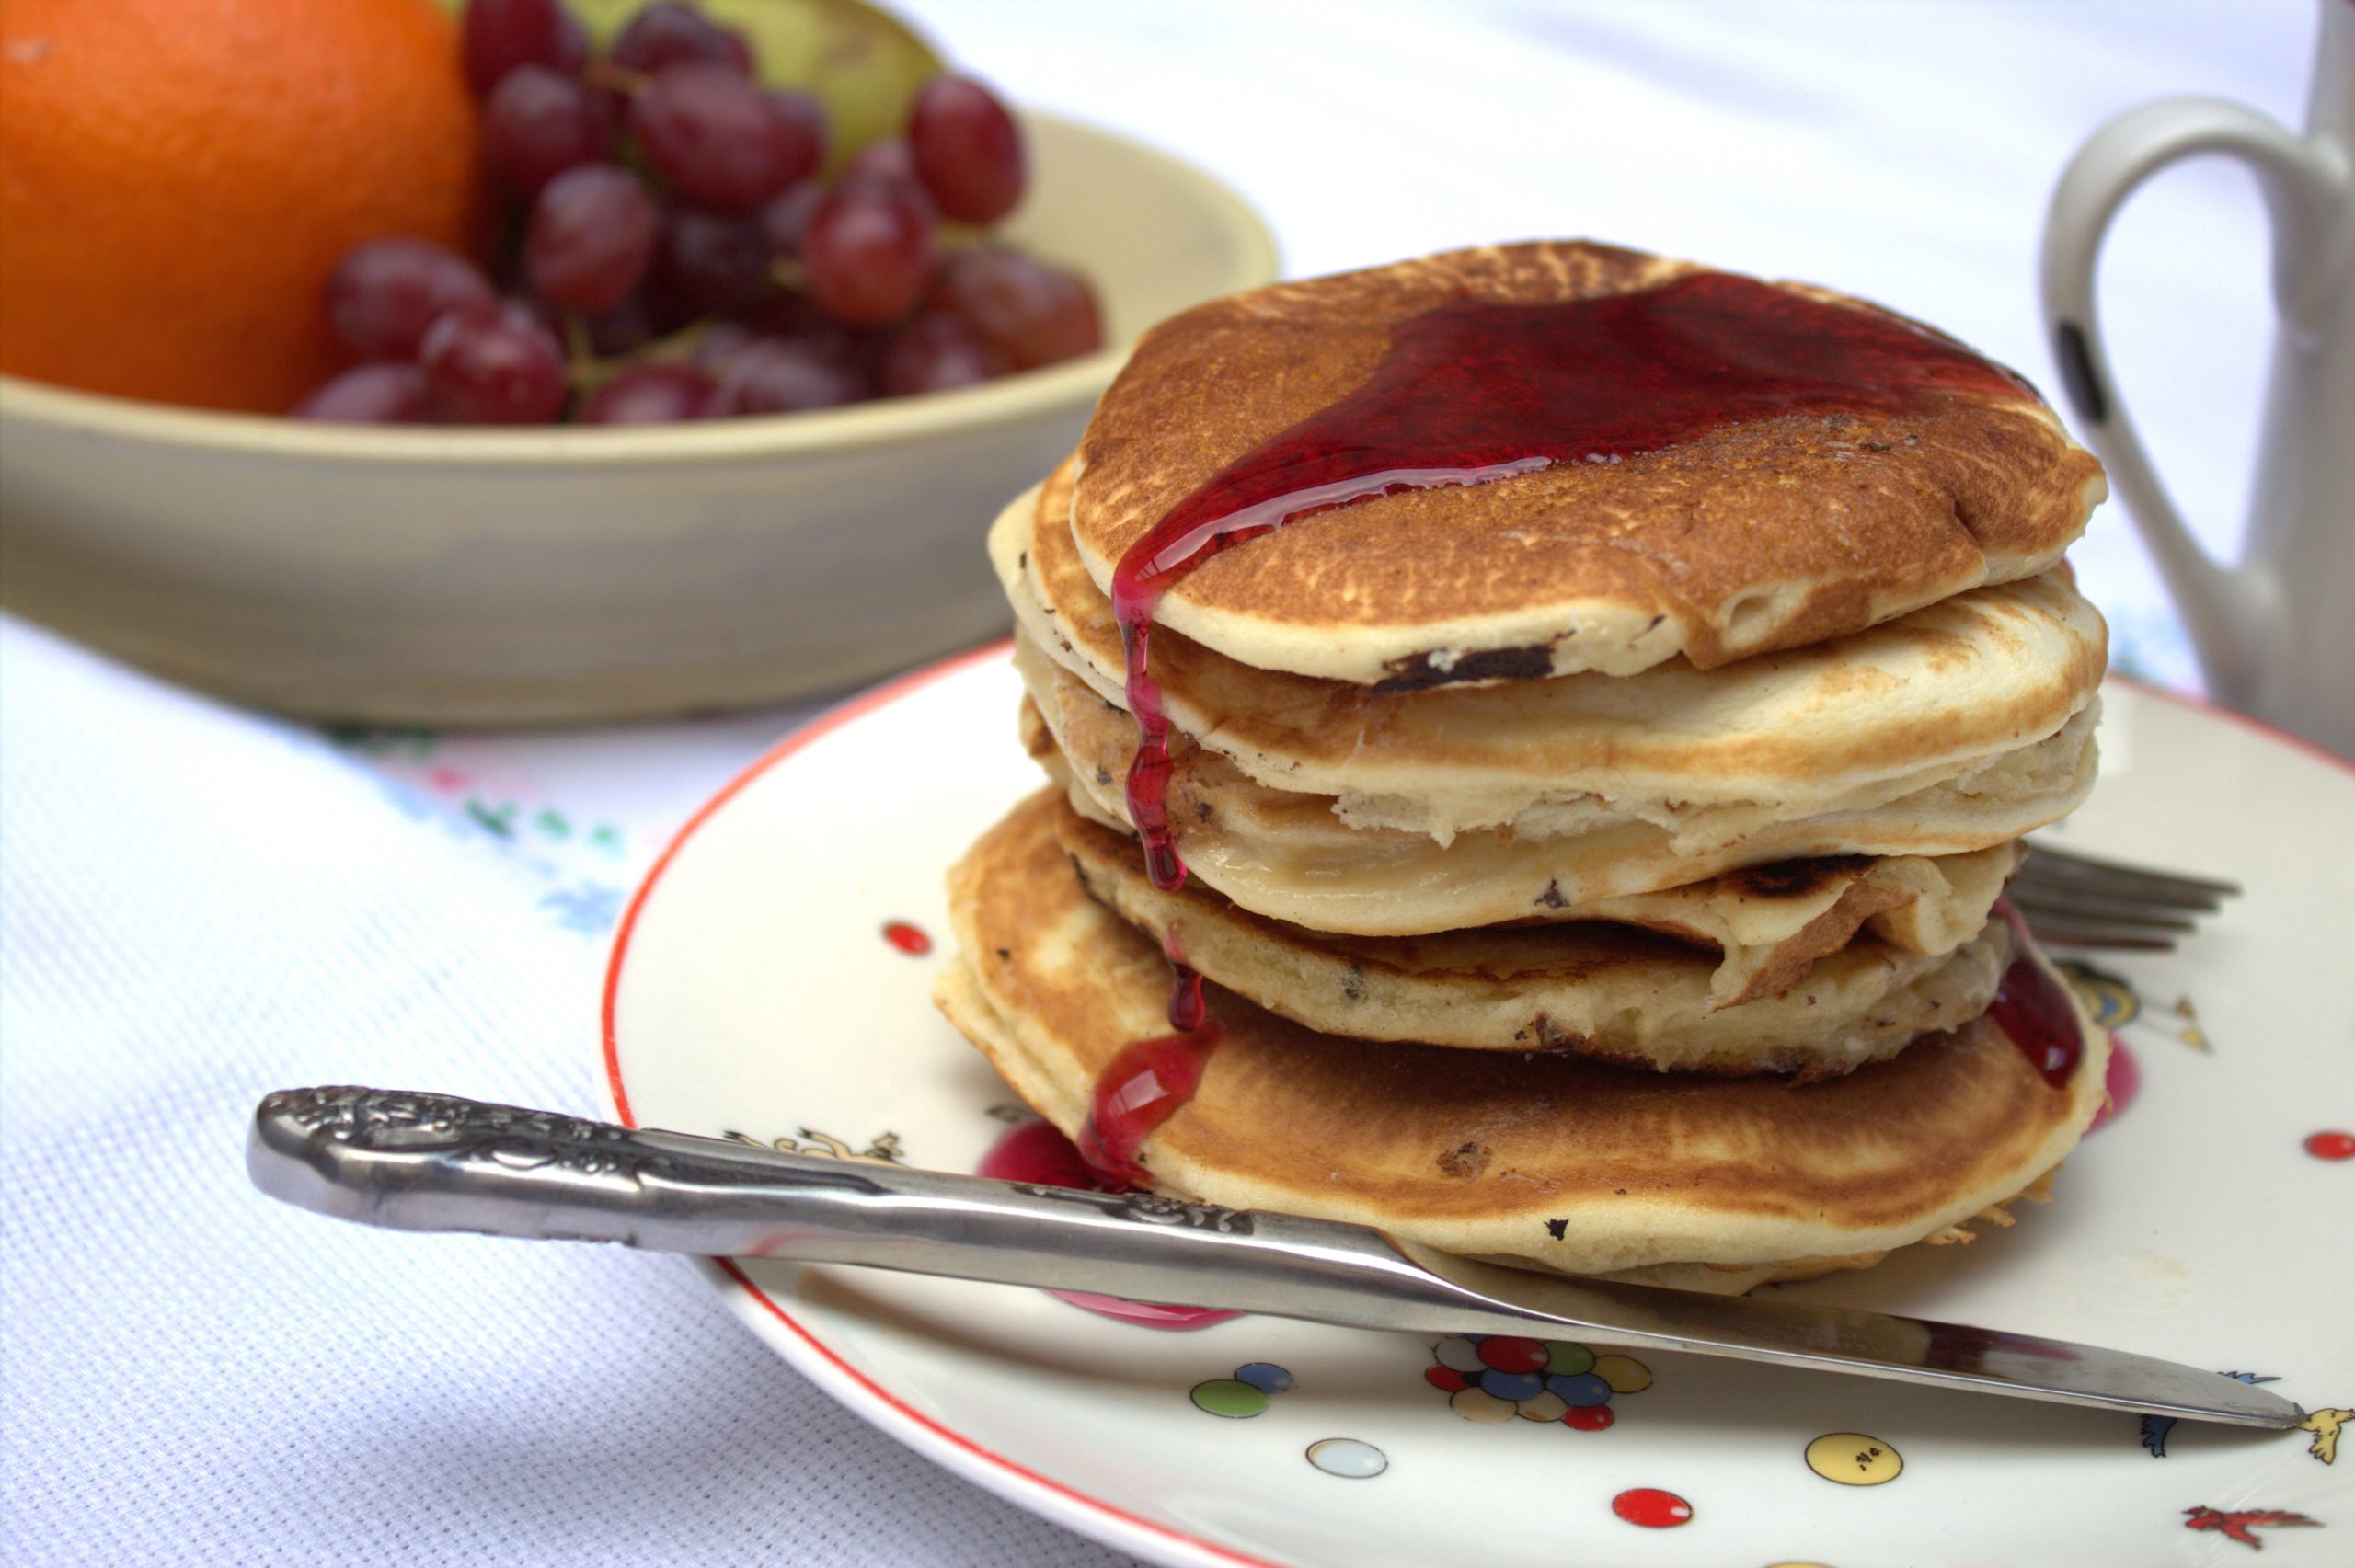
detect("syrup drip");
top-left (1987, 902), bottom-right (2085, 1088)
top-left (975, 1118), bottom-right (1240, 1331)
top-left (1162, 927), bottom-right (1205, 1033)
top-left (1074, 1026), bottom-right (1222, 1188)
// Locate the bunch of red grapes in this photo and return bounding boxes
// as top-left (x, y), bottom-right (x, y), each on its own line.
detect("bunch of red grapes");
top-left (298, 0), bottom-right (1103, 424)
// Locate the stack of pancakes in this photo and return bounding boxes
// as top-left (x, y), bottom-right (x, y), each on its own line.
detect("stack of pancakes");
top-left (936, 241), bottom-right (2114, 1294)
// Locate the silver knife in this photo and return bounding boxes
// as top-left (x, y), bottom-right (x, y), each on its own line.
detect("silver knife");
top-left (247, 1085), bottom-right (2303, 1431)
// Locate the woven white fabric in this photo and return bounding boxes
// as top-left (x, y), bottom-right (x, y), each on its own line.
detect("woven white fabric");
top-left (0, 3), bottom-right (2303, 1562)
top-left (0, 619), bottom-right (1137, 1567)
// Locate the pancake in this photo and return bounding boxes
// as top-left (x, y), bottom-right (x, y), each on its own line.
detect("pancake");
top-left (1055, 794), bottom-right (2016, 1073)
top-left (936, 788), bottom-right (2109, 1291)
top-left (1024, 661), bottom-right (2097, 931)
top-left (1017, 634), bottom-right (2025, 982)
top-left (1067, 241), bottom-right (2104, 685)
top-left (1000, 469), bottom-right (2108, 842)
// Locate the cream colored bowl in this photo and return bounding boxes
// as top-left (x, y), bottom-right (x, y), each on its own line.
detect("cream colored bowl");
top-left (0, 113), bottom-right (1278, 725)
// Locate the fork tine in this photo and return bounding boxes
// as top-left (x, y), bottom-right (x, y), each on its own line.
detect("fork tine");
top-left (2012, 866), bottom-right (2225, 914)
top-left (2005, 842), bottom-right (2239, 951)
top-left (2005, 887), bottom-right (2200, 931)
top-left (2019, 921), bottom-right (2179, 952)
top-left (2015, 866), bottom-right (2227, 913)
top-left (2018, 841), bottom-right (2242, 900)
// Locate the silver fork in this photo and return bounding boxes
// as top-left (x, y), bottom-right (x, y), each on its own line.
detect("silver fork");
top-left (2012, 841), bottom-right (2241, 951)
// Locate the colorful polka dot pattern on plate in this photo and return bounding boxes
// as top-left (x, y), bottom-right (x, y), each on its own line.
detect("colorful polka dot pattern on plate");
top-left (1425, 1335), bottom-right (1651, 1428)
top-left (1612, 1487), bottom-right (1694, 1528)
top-left (2305, 1130), bottom-right (2355, 1161)
top-left (1304, 1437), bottom-right (1387, 1479)
top-left (1189, 1361), bottom-right (1294, 1418)
top-left (881, 920), bottom-right (932, 955)
top-left (1805, 1432), bottom-right (1903, 1485)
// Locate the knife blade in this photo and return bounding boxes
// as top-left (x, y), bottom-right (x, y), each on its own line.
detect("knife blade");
top-left (247, 1085), bottom-right (2304, 1430)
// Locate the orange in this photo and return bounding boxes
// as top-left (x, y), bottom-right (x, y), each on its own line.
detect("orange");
top-left (0, 0), bottom-right (482, 413)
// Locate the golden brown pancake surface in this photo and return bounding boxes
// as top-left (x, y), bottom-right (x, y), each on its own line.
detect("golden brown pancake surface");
top-left (1069, 242), bottom-right (2105, 682)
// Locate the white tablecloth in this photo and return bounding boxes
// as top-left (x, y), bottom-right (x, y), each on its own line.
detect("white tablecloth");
top-left (0, 3), bottom-right (2316, 1562)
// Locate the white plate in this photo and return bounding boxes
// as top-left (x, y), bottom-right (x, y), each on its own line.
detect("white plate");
top-left (603, 647), bottom-right (2355, 1568)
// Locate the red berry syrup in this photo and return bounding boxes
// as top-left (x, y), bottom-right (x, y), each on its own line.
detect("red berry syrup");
top-left (1162, 926), bottom-right (1206, 1034)
top-left (975, 1118), bottom-right (1240, 1331)
top-left (1074, 1027), bottom-right (1221, 1188)
top-left (1987, 902), bottom-right (2085, 1088)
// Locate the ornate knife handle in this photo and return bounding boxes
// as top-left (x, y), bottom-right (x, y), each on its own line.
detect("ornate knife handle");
top-left (247, 1087), bottom-right (1402, 1310)
top-left (250, 1086), bottom-right (902, 1247)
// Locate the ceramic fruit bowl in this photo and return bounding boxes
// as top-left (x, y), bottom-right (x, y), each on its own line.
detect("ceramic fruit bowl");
top-left (0, 111), bottom-right (1278, 726)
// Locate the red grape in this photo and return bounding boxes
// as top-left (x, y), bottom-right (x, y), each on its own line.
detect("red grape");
top-left (582, 294), bottom-right (658, 356)
top-left (293, 362), bottom-right (433, 423)
top-left (419, 300), bottom-right (569, 423)
top-left (327, 239), bottom-right (497, 361)
top-left (525, 165), bottom-right (660, 313)
top-left (484, 65), bottom-right (612, 197)
top-left (553, 7), bottom-right (589, 74)
top-left (766, 91), bottom-right (831, 173)
top-left (757, 179), bottom-right (825, 258)
top-left (661, 209), bottom-right (774, 315)
top-left (843, 136), bottom-right (916, 185)
top-left (690, 320), bottom-right (760, 372)
top-left (708, 337), bottom-right (868, 415)
top-left (579, 362), bottom-right (717, 423)
top-left (730, 292), bottom-right (874, 373)
top-left (881, 311), bottom-right (1010, 396)
top-left (610, 3), bottom-right (752, 76)
top-left (630, 63), bottom-right (819, 212)
top-left (511, 289), bottom-right (570, 339)
top-left (907, 75), bottom-right (1026, 224)
top-left (462, 0), bottom-right (569, 97)
top-left (936, 245), bottom-right (1103, 368)
top-left (801, 179), bottom-right (935, 326)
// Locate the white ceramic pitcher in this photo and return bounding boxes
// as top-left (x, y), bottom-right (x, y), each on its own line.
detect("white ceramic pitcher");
top-left (2040, 0), bottom-right (2353, 758)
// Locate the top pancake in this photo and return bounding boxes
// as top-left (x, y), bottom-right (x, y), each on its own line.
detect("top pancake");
top-left (1071, 241), bottom-right (2105, 683)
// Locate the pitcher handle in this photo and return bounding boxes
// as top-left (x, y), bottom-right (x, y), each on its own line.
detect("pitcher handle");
top-left (2039, 95), bottom-right (2344, 698)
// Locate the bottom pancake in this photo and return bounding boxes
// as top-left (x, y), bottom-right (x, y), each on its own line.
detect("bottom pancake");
top-left (936, 789), bottom-right (2109, 1292)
